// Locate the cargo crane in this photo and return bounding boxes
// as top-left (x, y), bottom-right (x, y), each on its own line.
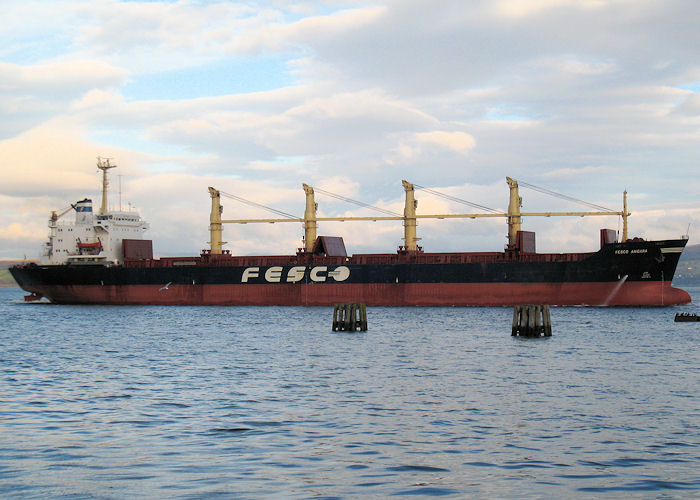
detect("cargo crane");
top-left (49, 205), bottom-right (77, 228)
top-left (207, 178), bottom-right (631, 255)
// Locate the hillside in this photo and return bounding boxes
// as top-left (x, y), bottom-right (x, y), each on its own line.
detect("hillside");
top-left (674, 243), bottom-right (700, 285)
top-left (0, 269), bottom-right (14, 287)
top-left (0, 260), bottom-right (34, 287)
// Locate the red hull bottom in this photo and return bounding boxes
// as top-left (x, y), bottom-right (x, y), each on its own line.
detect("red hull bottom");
top-left (29, 281), bottom-right (691, 306)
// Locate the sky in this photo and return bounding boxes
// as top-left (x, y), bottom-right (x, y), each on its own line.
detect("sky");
top-left (1, 0), bottom-right (699, 259)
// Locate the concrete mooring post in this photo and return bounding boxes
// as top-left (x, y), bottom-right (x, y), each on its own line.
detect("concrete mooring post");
top-left (512, 305), bottom-right (552, 337)
top-left (332, 303), bottom-right (368, 331)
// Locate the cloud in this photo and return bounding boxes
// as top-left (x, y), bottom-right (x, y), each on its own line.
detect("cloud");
top-left (495, 0), bottom-right (611, 18)
top-left (139, 88), bottom-right (436, 169)
top-left (0, 121), bottom-right (112, 197)
top-left (542, 166), bottom-right (610, 178)
top-left (0, 60), bottom-right (127, 94)
top-left (0, 221), bottom-right (42, 242)
top-left (71, 1), bottom-right (384, 74)
top-left (672, 93), bottom-right (700, 118)
top-left (225, 6), bottom-right (386, 55)
top-left (415, 131), bottom-right (476, 153)
top-left (71, 88), bottom-right (126, 111)
top-left (0, 59), bottom-right (128, 139)
top-left (387, 130), bottom-right (476, 165)
top-left (1, 0), bottom-right (699, 260)
top-left (75, 2), bottom-right (262, 55)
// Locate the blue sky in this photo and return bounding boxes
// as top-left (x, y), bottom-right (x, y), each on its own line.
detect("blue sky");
top-left (1, 0), bottom-right (699, 258)
top-left (123, 56), bottom-right (294, 100)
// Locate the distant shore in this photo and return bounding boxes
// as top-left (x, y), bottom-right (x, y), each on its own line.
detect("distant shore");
top-left (0, 260), bottom-right (35, 287)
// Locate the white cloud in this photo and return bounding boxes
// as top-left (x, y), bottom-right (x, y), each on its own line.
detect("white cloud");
top-left (415, 131), bottom-right (476, 153)
top-left (1, 0), bottom-right (699, 259)
top-left (71, 88), bottom-right (125, 111)
top-left (542, 166), bottom-right (610, 178)
top-left (224, 6), bottom-right (386, 55)
top-left (386, 130), bottom-right (476, 166)
top-left (0, 121), bottom-right (116, 197)
top-left (69, 1), bottom-right (384, 73)
top-left (495, 0), bottom-right (611, 18)
top-left (0, 60), bottom-right (127, 93)
top-left (0, 59), bottom-right (128, 138)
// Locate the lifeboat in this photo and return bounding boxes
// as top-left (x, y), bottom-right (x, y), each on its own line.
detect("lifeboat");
top-left (76, 238), bottom-right (102, 254)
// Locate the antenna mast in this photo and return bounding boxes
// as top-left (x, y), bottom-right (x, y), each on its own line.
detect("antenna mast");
top-left (97, 157), bottom-right (116, 215)
top-left (622, 190), bottom-right (629, 242)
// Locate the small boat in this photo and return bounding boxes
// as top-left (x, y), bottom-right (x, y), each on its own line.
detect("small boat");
top-left (76, 238), bottom-right (102, 253)
top-left (674, 313), bottom-right (699, 322)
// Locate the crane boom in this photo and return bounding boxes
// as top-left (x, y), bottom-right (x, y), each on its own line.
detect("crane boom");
top-left (208, 178), bottom-right (632, 254)
top-left (220, 211), bottom-right (624, 224)
top-left (50, 205), bottom-right (77, 226)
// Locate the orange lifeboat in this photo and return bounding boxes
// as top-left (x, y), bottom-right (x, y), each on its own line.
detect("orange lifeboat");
top-left (76, 238), bottom-right (102, 254)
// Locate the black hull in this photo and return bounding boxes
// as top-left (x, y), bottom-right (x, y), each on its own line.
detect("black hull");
top-left (10, 239), bottom-right (691, 306)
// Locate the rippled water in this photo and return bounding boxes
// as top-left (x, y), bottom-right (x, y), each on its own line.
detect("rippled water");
top-left (1, 286), bottom-right (699, 498)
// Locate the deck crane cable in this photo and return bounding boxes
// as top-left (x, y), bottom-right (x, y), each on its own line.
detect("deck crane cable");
top-left (413, 184), bottom-right (501, 214)
top-left (312, 187), bottom-right (402, 217)
top-left (219, 191), bottom-right (300, 220)
top-left (516, 180), bottom-right (616, 212)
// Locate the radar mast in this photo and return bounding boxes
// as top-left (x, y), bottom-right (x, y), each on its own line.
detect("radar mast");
top-left (97, 157), bottom-right (116, 215)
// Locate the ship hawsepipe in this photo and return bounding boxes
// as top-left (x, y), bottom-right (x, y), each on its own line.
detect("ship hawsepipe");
top-left (11, 238), bottom-right (691, 306)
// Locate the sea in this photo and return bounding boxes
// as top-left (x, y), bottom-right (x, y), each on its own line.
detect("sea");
top-left (1, 286), bottom-right (698, 499)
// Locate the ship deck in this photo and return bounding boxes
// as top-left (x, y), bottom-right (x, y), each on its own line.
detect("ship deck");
top-left (123, 250), bottom-right (596, 268)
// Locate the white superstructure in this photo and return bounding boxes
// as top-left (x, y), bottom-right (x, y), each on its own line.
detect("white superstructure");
top-left (40, 159), bottom-right (149, 265)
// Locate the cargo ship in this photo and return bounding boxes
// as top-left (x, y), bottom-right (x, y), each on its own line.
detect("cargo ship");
top-left (11, 160), bottom-right (691, 306)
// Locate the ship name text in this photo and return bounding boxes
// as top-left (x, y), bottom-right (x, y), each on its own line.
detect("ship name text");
top-left (241, 265), bottom-right (350, 283)
top-left (615, 249), bottom-right (648, 255)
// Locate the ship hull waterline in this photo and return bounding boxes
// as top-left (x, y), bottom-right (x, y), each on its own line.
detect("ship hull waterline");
top-left (15, 281), bottom-right (691, 307)
top-left (12, 238), bottom-right (691, 307)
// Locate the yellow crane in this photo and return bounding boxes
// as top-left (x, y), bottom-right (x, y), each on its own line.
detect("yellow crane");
top-left (208, 178), bottom-right (631, 254)
top-left (49, 205), bottom-right (76, 227)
